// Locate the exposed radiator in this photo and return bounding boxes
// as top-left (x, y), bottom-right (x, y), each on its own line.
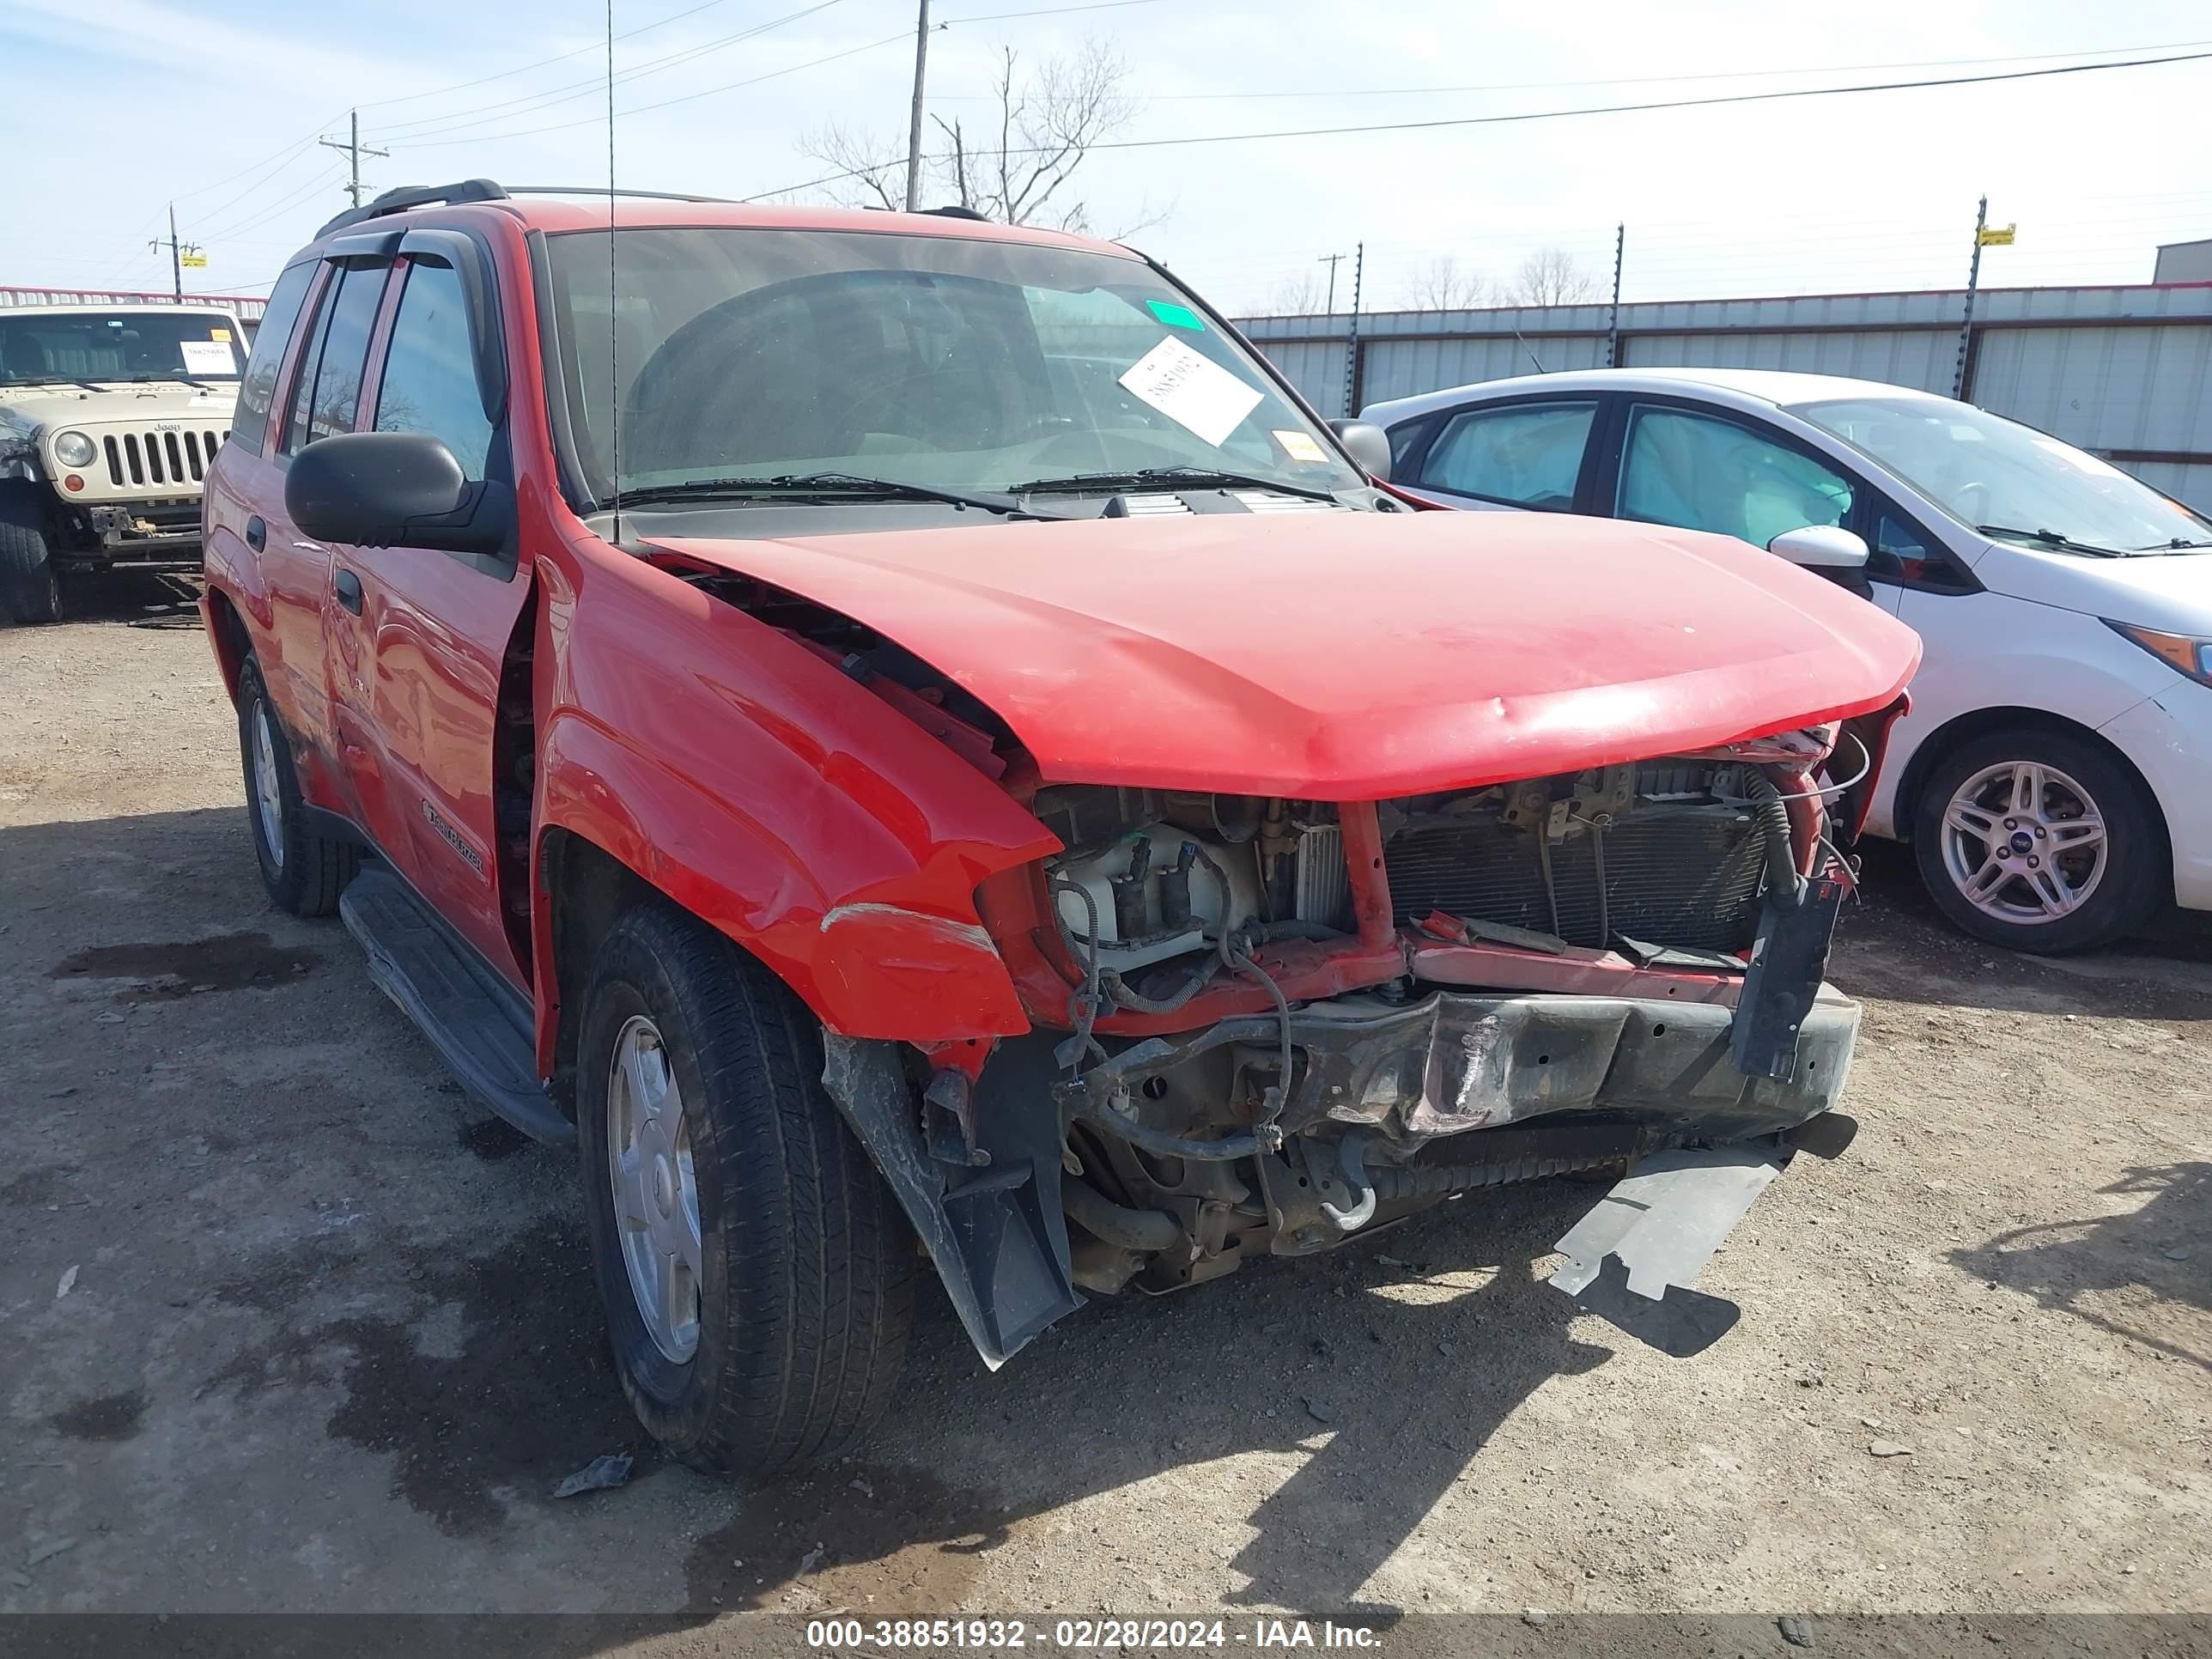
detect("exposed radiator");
top-left (1384, 805), bottom-right (1767, 952)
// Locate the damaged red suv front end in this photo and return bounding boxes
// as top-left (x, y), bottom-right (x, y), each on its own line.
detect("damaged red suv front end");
top-left (651, 507), bottom-right (1918, 1363)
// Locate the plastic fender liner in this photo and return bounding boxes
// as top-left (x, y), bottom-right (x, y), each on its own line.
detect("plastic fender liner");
top-left (821, 1032), bottom-right (1080, 1367)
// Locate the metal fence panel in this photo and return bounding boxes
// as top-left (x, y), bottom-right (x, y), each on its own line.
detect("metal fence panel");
top-left (1237, 283), bottom-right (2212, 512)
top-left (1621, 328), bottom-right (1955, 392)
top-left (1971, 324), bottom-right (2212, 455)
top-left (1254, 338), bottom-right (1351, 417)
top-left (1360, 332), bottom-right (1609, 406)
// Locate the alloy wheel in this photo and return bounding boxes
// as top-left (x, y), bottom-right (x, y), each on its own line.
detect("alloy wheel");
top-left (1938, 759), bottom-right (2108, 926)
top-left (606, 1013), bottom-right (703, 1364)
top-left (251, 701), bottom-right (285, 869)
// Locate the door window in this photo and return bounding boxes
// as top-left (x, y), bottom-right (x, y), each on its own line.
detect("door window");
top-left (1416, 401), bottom-right (1595, 508)
top-left (229, 261), bottom-right (316, 455)
top-left (282, 261), bottom-right (388, 455)
top-left (1617, 405), bottom-right (1853, 547)
top-left (374, 259), bottom-right (495, 479)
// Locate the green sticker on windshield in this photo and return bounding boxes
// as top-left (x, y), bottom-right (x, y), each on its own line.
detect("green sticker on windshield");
top-left (1147, 300), bottom-right (1205, 331)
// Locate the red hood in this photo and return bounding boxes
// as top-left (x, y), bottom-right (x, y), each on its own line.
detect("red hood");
top-left (653, 510), bottom-right (1920, 799)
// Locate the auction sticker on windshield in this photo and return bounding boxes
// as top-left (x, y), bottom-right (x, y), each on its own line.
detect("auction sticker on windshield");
top-left (1118, 337), bottom-right (1262, 447)
top-left (179, 340), bottom-right (234, 374)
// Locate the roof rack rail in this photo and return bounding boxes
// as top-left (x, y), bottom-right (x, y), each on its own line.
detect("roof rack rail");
top-left (502, 185), bottom-right (737, 204)
top-left (922, 204), bottom-right (991, 222)
top-left (316, 179), bottom-right (509, 240)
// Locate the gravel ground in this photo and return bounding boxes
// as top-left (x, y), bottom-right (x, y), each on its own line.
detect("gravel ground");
top-left (1, 581), bottom-right (2206, 1643)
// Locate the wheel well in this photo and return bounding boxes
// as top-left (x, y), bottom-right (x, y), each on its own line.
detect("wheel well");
top-left (539, 829), bottom-right (659, 1115)
top-left (204, 586), bottom-right (252, 703)
top-left (1895, 705), bottom-right (2172, 885)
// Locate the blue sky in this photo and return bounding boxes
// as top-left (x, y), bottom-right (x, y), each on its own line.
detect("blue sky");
top-left (5, 0), bottom-right (2210, 315)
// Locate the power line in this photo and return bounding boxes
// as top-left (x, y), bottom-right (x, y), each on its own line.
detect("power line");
top-left (358, 0), bottom-right (741, 109)
top-left (745, 44), bottom-right (2212, 201)
top-left (392, 28), bottom-right (915, 148)
top-left (1115, 35), bottom-right (2212, 102)
top-left (377, 0), bottom-right (848, 140)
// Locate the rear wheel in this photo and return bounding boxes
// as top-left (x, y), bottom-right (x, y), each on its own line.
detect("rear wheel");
top-left (1912, 727), bottom-right (2160, 953)
top-left (0, 489), bottom-right (63, 625)
top-left (235, 655), bottom-right (356, 916)
top-left (577, 902), bottom-right (914, 1475)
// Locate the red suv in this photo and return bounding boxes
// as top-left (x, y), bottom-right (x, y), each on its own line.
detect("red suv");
top-left (201, 180), bottom-right (1917, 1474)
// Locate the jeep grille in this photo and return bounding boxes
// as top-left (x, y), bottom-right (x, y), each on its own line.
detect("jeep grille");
top-left (101, 428), bottom-right (227, 489)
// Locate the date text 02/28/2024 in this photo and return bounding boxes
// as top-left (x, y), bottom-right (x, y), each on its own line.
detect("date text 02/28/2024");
top-left (805, 1619), bottom-right (1384, 1650)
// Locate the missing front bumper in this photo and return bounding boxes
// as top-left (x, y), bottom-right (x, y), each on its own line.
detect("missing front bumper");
top-left (1060, 983), bottom-right (1859, 1151)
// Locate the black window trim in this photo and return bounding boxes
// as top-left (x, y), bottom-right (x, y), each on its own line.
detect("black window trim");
top-left (1407, 390), bottom-right (1610, 513)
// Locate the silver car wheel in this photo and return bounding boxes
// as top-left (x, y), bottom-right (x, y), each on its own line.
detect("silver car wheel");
top-left (606, 1013), bottom-right (703, 1364)
top-left (251, 700), bottom-right (285, 870)
top-left (1939, 759), bottom-right (2108, 926)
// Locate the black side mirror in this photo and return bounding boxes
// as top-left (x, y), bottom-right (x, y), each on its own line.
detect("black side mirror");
top-left (285, 431), bottom-right (509, 556)
top-left (1328, 418), bottom-right (1392, 483)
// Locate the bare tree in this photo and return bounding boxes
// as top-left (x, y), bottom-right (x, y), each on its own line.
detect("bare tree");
top-left (1508, 246), bottom-right (1599, 307)
top-left (796, 40), bottom-right (1149, 234)
top-left (1262, 269), bottom-right (1326, 315)
top-left (794, 120), bottom-right (908, 211)
top-left (1400, 255), bottom-right (1487, 311)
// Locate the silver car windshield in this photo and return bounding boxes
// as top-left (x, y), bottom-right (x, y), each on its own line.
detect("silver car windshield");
top-left (543, 226), bottom-right (1360, 506)
top-left (1790, 395), bottom-right (2212, 554)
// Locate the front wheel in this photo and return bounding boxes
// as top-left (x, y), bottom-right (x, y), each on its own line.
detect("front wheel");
top-left (0, 489), bottom-right (63, 624)
top-left (576, 902), bottom-right (914, 1475)
top-left (1912, 728), bottom-right (2160, 953)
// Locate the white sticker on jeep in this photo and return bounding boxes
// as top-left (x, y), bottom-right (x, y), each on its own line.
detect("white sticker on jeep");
top-left (1117, 337), bottom-right (1262, 448)
top-left (179, 340), bottom-right (234, 374)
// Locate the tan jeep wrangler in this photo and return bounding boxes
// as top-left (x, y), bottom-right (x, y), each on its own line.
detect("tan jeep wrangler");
top-left (0, 304), bottom-right (244, 623)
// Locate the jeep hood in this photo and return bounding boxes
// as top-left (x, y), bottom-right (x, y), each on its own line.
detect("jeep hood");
top-left (0, 382), bottom-right (238, 428)
top-left (652, 511), bottom-right (1921, 799)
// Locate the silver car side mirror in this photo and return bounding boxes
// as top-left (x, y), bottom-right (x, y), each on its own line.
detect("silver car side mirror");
top-left (1768, 524), bottom-right (1869, 569)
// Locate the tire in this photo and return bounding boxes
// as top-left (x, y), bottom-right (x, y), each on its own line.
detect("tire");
top-left (235, 655), bottom-right (356, 917)
top-left (1911, 726), bottom-right (2160, 954)
top-left (0, 489), bottom-right (64, 625)
top-left (577, 902), bottom-right (914, 1475)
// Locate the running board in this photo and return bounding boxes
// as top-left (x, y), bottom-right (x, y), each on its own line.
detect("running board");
top-left (339, 866), bottom-right (574, 1147)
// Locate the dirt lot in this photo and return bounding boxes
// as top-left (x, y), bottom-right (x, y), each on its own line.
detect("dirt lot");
top-left (2, 583), bottom-right (2207, 1640)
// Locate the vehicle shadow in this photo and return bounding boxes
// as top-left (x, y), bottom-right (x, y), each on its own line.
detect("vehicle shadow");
top-left (53, 565), bottom-right (202, 629)
top-left (679, 1176), bottom-right (1624, 1620)
top-left (1949, 1162), bottom-right (2209, 1372)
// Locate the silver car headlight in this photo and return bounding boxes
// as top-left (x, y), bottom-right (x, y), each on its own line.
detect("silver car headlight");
top-left (52, 430), bottom-right (97, 470)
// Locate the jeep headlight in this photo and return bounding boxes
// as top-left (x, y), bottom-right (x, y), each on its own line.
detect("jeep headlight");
top-left (52, 430), bottom-right (97, 470)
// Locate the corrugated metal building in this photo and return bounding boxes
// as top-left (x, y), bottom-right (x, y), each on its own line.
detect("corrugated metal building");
top-left (1237, 283), bottom-right (2212, 512)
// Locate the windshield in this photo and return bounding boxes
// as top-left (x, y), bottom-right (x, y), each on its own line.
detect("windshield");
top-left (0, 311), bottom-right (242, 387)
top-left (544, 227), bottom-right (1360, 505)
top-left (1790, 395), bottom-right (2212, 554)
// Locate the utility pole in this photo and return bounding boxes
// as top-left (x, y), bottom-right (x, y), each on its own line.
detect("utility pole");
top-left (1317, 251), bottom-right (1346, 314)
top-left (1606, 222), bottom-right (1626, 368)
top-left (1340, 240), bottom-right (1364, 417)
top-left (1954, 194), bottom-right (1988, 400)
top-left (149, 204), bottom-right (201, 301)
top-left (903, 0), bottom-right (931, 212)
top-left (319, 110), bottom-right (390, 210)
